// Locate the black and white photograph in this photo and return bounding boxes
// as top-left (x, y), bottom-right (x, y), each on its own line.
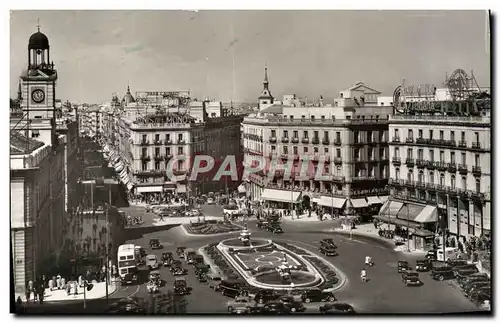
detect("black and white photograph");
top-left (8, 7), bottom-right (492, 316)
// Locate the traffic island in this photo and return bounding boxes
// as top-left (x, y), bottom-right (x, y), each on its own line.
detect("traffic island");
top-left (183, 222), bottom-right (242, 235)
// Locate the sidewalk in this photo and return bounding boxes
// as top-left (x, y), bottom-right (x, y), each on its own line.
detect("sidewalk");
top-left (15, 281), bottom-right (117, 304)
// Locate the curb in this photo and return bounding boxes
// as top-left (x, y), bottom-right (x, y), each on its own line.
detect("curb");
top-left (40, 283), bottom-right (118, 304)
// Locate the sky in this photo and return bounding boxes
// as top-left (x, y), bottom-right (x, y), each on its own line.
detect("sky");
top-left (10, 10), bottom-right (490, 103)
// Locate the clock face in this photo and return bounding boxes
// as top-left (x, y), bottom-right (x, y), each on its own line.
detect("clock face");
top-left (31, 89), bottom-right (45, 103)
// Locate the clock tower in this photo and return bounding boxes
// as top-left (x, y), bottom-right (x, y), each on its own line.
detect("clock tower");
top-left (19, 25), bottom-right (58, 146)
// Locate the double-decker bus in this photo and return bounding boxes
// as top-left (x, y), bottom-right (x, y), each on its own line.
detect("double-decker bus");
top-left (117, 244), bottom-right (138, 281)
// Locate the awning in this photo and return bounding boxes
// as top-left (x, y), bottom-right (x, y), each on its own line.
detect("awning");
top-left (127, 182), bottom-right (134, 191)
top-left (414, 205), bottom-right (438, 223)
top-left (397, 203), bottom-right (425, 221)
top-left (261, 189), bottom-right (301, 203)
top-left (136, 186), bottom-right (163, 193)
top-left (312, 197), bottom-right (321, 204)
top-left (119, 169), bottom-right (127, 178)
top-left (116, 163), bottom-right (125, 173)
top-left (237, 184), bottom-right (246, 193)
top-left (379, 200), bottom-right (404, 217)
top-left (366, 196), bottom-right (383, 205)
top-left (176, 184), bottom-right (187, 193)
top-left (379, 196), bottom-right (389, 203)
top-left (318, 196), bottom-right (346, 208)
top-left (350, 198), bottom-right (369, 208)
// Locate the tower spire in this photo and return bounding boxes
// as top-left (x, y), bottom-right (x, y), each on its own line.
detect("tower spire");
top-left (36, 18), bottom-right (41, 32)
top-left (264, 62), bottom-right (269, 84)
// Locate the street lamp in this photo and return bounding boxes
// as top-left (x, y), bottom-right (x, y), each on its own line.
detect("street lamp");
top-left (82, 280), bottom-right (94, 310)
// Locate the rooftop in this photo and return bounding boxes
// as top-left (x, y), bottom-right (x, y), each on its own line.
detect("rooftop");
top-left (10, 131), bottom-right (45, 155)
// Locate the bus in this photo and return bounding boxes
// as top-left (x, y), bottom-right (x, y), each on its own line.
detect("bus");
top-left (117, 244), bottom-right (138, 279)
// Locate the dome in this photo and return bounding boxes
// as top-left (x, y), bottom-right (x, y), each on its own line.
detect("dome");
top-left (122, 86), bottom-right (135, 105)
top-left (28, 31), bottom-right (50, 50)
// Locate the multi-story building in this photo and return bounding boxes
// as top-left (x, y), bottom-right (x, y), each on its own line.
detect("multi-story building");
top-left (243, 67), bottom-right (392, 217)
top-left (80, 105), bottom-right (101, 138)
top-left (384, 73), bottom-right (491, 247)
top-left (10, 27), bottom-right (73, 294)
top-left (100, 88), bottom-right (243, 197)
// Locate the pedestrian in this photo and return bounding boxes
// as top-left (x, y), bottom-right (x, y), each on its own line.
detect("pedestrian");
top-left (159, 212), bottom-right (164, 221)
top-left (25, 285), bottom-right (30, 304)
top-left (48, 278), bottom-right (54, 291)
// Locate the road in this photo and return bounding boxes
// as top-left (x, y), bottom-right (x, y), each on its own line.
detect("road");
top-left (22, 205), bottom-right (481, 314)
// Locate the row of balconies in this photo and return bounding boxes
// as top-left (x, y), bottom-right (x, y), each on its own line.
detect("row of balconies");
top-left (256, 168), bottom-right (380, 183)
top-left (391, 157), bottom-right (482, 175)
top-left (138, 139), bottom-right (186, 146)
top-left (244, 134), bottom-right (264, 142)
top-left (269, 137), bottom-right (343, 146)
top-left (139, 154), bottom-right (175, 161)
top-left (253, 152), bottom-right (387, 164)
top-left (388, 178), bottom-right (486, 200)
top-left (391, 137), bottom-right (485, 150)
top-left (133, 168), bottom-right (187, 176)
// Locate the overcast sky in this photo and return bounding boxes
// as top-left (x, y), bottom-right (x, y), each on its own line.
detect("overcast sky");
top-left (10, 10), bottom-right (490, 103)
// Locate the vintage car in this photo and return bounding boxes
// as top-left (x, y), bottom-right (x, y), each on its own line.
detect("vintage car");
top-left (207, 273), bottom-right (223, 290)
top-left (149, 271), bottom-right (164, 287)
top-left (256, 220), bottom-right (269, 229)
top-left (415, 259), bottom-right (432, 272)
top-left (176, 247), bottom-right (187, 258)
top-left (193, 255), bottom-right (205, 266)
top-left (147, 280), bottom-right (159, 293)
top-left (196, 272), bottom-right (208, 283)
top-left (319, 245), bottom-right (339, 257)
top-left (146, 254), bottom-right (160, 270)
top-left (173, 277), bottom-right (190, 295)
top-left (121, 272), bottom-right (138, 286)
top-left (253, 289), bottom-right (281, 304)
top-left (268, 225), bottom-right (284, 234)
top-left (226, 296), bottom-right (256, 312)
top-left (194, 263), bottom-right (210, 275)
top-left (161, 252), bottom-right (174, 267)
top-left (262, 302), bottom-right (292, 314)
top-left (206, 197), bottom-right (215, 205)
top-left (402, 271), bottom-right (422, 286)
top-left (319, 302), bottom-right (356, 314)
top-left (278, 295), bottom-right (306, 313)
top-left (149, 239), bottom-right (163, 250)
top-left (185, 249), bottom-right (197, 264)
top-left (172, 265), bottom-right (188, 276)
top-left (431, 266), bottom-right (455, 281)
top-left (425, 249), bottom-right (437, 261)
top-left (300, 288), bottom-right (336, 303)
top-left (319, 238), bottom-right (337, 249)
top-left (397, 260), bottom-right (410, 273)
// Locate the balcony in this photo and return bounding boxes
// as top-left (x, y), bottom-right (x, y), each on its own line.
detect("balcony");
top-left (291, 137), bottom-right (299, 143)
top-left (416, 159), bottom-right (426, 168)
top-left (301, 138), bottom-right (310, 144)
top-left (322, 138), bottom-right (330, 145)
top-left (164, 154), bottom-right (173, 161)
top-left (458, 164), bottom-right (468, 174)
top-left (472, 166), bottom-right (481, 176)
top-left (331, 175), bottom-right (346, 182)
top-left (436, 162), bottom-right (447, 171)
top-left (426, 161), bottom-right (437, 170)
top-left (269, 137), bottom-right (277, 143)
top-left (333, 157), bottom-right (342, 164)
top-left (405, 137), bottom-right (414, 144)
top-left (392, 136), bottom-right (400, 143)
top-left (415, 138), bottom-right (426, 145)
top-left (414, 138), bottom-right (457, 147)
top-left (177, 140), bottom-right (186, 144)
top-left (391, 157), bottom-right (401, 165)
top-left (333, 138), bottom-right (342, 146)
top-left (133, 169), bottom-right (165, 176)
top-left (312, 138), bottom-right (320, 145)
top-left (140, 140), bottom-right (149, 146)
top-left (471, 142), bottom-right (482, 150)
top-left (140, 155), bottom-right (151, 161)
top-left (447, 162), bottom-right (457, 172)
top-left (458, 141), bottom-right (467, 148)
top-left (154, 140), bottom-right (163, 146)
top-left (154, 154), bottom-right (164, 161)
top-left (405, 158), bottom-right (415, 167)
top-left (352, 176), bottom-right (377, 182)
top-left (281, 137), bottom-right (289, 143)
top-left (172, 168), bottom-right (187, 176)
top-left (165, 139), bottom-right (173, 145)
top-left (352, 140), bottom-right (364, 146)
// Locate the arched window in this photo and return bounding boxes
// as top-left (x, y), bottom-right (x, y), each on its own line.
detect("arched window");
top-left (475, 179), bottom-right (481, 192)
top-left (462, 176), bottom-right (467, 189)
top-left (451, 175), bottom-right (456, 188)
top-left (395, 167), bottom-right (400, 180)
top-left (418, 170), bottom-right (424, 183)
top-left (440, 173), bottom-right (445, 186)
top-left (429, 171), bottom-right (434, 184)
top-left (407, 169), bottom-right (413, 182)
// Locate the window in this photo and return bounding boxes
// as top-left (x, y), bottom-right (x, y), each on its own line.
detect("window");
top-left (155, 134), bottom-right (160, 142)
top-left (440, 150), bottom-right (444, 162)
top-left (303, 131), bottom-right (308, 138)
top-left (475, 154), bottom-right (480, 166)
top-left (408, 169), bottom-right (413, 182)
top-left (290, 116), bottom-right (294, 121)
top-left (407, 148), bottom-right (413, 159)
top-left (142, 134), bottom-right (147, 142)
top-left (395, 147), bottom-right (400, 157)
top-left (354, 148), bottom-right (360, 160)
top-left (321, 115), bottom-right (325, 120)
top-left (178, 134), bottom-right (183, 141)
top-left (178, 147), bottom-right (183, 155)
top-left (462, 176), bottom-right (467, 189)
top-left (429, 149), bottom-right (434, 161)
top-left (142, 161), bottom-right (148, 171)
top-left (408, 129), bottom-right (413, 139)
top-left (461, 131), bottom-right (465, 142)
top-left (440, 173), bottom-right (445, 186)
top-left (439, 130), bottom-right (444, 140)
top-left (429, 171), bottom-right (434, 184)
top-left (283, 130), bottom-right (288, 138)
top-left (367, 131), bottom-right (372, 143)
top-left (303, 147), bottom-right (308, 153)
top-left (271, 130), bottom-right (276, 137)
top-left (293, 146), bottom-right (298, 154)
top-left (418, 170), bottom-right (424, 183)
top-left (324, 147), bottom-right (329, 154)
top-left (474, 132), bottom-right (479, 143)
top-left (379, 147), bottom-right (385, 159)
top-left (418, 149), bottom-right (423, 160)
top-left (354, 131), bottom-right (359, 143)
top-left (450, 131), bottom-right (455, 141)
top-left (314, 147), bottom-right (319, 153)
top-left (291, 131), bottom-right (297, 139)
top-left (395, 168), bottom-right (400, 180)
top-left (165, 147), bottom-right (171, 156)
top-left (142, 147), bottom-right (147, 156)
top-left (461, 152), bottom-right (466, 165)
top-left (368, 148), bottom-right (373, 160)
top-left (155, 161), bottom-right (160, 170)
top-left (155, 147), bottom-right (160, 156)
top-left (450, 152), bottom-right (455, 164)
top-left (451, 175), bottom-right (456, 188)
top-left (283, 146), bottom-right (288, 154)
top-left (311, 116), bottom-right (315, 121)
top-left (178, 160), bottom-right (184, 170)
top-left (475, 179), bottom-right (480, 192)
top-left (429, 130), bottom-right (433, 140)
top-left (336, 149), bottom-right (341, 158)
top-left (313, 131), bottom-right (319, 139)
top-left (395, 129), bottom-right (399, 138)
top-left (166, 134), bottom-right (170, 142)
top-left (270, 145), bottom-right (276, 152)
top-left (418, 129), bottom-right (423, 139)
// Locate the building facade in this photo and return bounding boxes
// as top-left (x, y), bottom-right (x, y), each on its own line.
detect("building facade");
top-left (386, 79), bottom-right (491, 243)
top-left (243, 68), bottom-right (392, 216)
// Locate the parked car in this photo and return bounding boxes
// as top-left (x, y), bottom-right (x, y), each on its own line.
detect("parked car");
top-left (262, 301), bottom-right (292, 314)
top-left (454, 267), bottom-right (479, 280)
top-left (463, 281), bottom-right (490, 296)
top-left (278, 295), bottom-right (306, 312)
top-left (173, 277), bottom-right (190, 295)
top-left (149, 239), bottom-right (163, 250)
top-left (226, 296), bottom-right (256, 312)
top-left (452, 264), bottom-right (478, 276)
top-left (176, 247), bottom-right (187, 258)
top-left (446, 259), bottom-right (468, 268)
top-left (466, 286), bottom-right (491, 300)
top-left (319, 302), bottom-right (356, 314)
top-left (219, 279), bottom-right (246, 298)
top-left (431, 266), bottom-right (455, 281)
top-left (172, 265), bottom-right (188, 276)
top-left (469, 289), bottom-right (492, 307)
top-left (301, 288), bottom-right (336, 303)
top-left (146, 254), bottom-right (159, 270)
top-left (319, 245), bottom-right (339, 257)
top-left (207, 273), bottom-right (223, 290)
top-left (320, 238), bottom-right (338, 249)
top-left (149, 271), bottom-right (164, 287)
top-left (458, 273), bottom-right (490, 287)
top-left (207, 198), bottom-right (215, 205)
top-left (425, 249), bottom-right (437, 261)
top-left (161, 252), bottom-right (174, 267)
top-left (196, 272), bottom-right (208, 283)
top-left (254, 289), bottom-right (281, 304)
top-left (193, 255), bottom-right (205, 266)
top-left (397, 260), bottom-right (410, 273)
top-left (415, 259), bottom-right (432, 272)
top-left (185, 250), bottom-right (197, 264)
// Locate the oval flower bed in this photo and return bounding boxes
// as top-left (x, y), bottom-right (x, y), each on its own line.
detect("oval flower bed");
top-left (184, 222), bottom-right (241, 235)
